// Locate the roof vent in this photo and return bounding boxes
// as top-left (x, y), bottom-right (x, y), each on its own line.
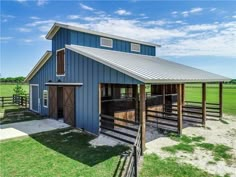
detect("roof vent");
top-left (131, 43), bottom-right (140, 52)
top-left (100, 37), bottom-right (113, 48)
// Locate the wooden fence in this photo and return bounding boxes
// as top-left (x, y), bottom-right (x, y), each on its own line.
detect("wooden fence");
top-left (185, 101), bottom-right (220, 118)
top-left (0, 94), bottom-right (29, 108)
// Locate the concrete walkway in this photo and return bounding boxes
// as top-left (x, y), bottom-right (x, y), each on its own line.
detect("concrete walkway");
top-left (0, 119), bottom-right (70, 141)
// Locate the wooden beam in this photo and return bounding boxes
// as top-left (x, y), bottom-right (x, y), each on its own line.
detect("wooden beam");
top-left (139, 84), bottom-right (146, 155)
top-left (99, 84), bottom-right (102, 134)
top-left (177, 84), bottom-right (183, 135)
top-left (162, 85), bottom-right (166, 112)
top-left (219, 82), bottom-right (223, 119)
top-left (182, 84), bottom-right (185, 105)
top-left (133, 85), bottom-right (139, 122)
top-left (202, 83), bottom-right (206, 127)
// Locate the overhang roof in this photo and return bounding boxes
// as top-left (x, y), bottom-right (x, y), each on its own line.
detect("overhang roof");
top-left (46, 23), bottom-right (161, 47)
top-left (66, 45), bottom-right (231, 84)
top-left (24, 51), bottom-right (52, 82)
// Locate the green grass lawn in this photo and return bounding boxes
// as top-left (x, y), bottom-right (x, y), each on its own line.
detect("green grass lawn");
top-left (0, 83), bottom-right (29, 96)
top-left (140, 154), bottom-right (216, 177)
top-left (0, 128), bottom-right (128, 177)
top-left (0, 107), bottom-right (44, 124)
top-left (185, 84), bottom-right (236, 116)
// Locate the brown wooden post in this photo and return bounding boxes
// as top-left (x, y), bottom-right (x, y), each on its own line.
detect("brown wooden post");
top-left (202, 83), bottom-right (206, 127)
top-left (177, 84), bottom-right (183, 135)
top-left (2, 97), bottom-right (4, 108)
top-left (162, 85), bottom-right (165, 112)
top-left (139, 84), bottom-right (146, 155)
top-left (98, 84), bottom-right (102, 134)
top-left (219, 82), bottom-right (223, 119)
top-left (133, 85), bottom-right (139, 122)
top-left (182, 84), bottom-right (185, 105)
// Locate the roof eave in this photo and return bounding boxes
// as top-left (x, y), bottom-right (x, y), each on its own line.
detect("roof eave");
top-left (24, 51), bottom-right (52, 82)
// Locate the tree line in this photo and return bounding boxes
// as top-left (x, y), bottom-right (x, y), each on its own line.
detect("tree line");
top-left (0, 76), bottom-right (25, 83)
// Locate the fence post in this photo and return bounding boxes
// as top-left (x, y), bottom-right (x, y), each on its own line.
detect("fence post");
top-left (25, 96), bottom-right (27, 108)
top-left (21, 96), bottom-right (23, 106)
top-left (1, 97), bottom-right (4, 108)
top-left (134, 145), bottom-right (138, 177)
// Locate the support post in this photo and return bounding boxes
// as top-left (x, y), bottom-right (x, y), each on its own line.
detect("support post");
top-left (202, 83), bottom-right (206, 127)
top-left (133, 85), bottom-right (139, 122)
top-left (98, 84), bottom-right (102, 134)
top-left (182, 84), bottom-right (185, 105)
top-left (139, 84), bottom-right (146, 155)
top-left (177, 84), bottom-right (182, 135)
top-left (162, 85), bottom-right (165, 112)
top-left (219, 82), bottom-right (223, 119)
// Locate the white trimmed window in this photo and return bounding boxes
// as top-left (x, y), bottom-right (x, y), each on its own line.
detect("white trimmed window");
top-left (131, 43), bottom-right (140, 52)
top-left (43, 90), bottom-right (48, 108)
top-left (100, 37), bottom-right (113, 48)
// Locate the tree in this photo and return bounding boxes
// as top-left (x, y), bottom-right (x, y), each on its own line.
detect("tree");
top-left (13, 84), bottom-right (26, 95)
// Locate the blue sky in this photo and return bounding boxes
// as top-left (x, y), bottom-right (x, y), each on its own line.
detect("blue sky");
top-left (1, 0), bottom-right (236, 78)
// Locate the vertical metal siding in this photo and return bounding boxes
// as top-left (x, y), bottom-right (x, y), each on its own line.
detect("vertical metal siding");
top-left (68, 49), bottom-right (142, 134)
top-left (70, 30), bottom-right (156, 56)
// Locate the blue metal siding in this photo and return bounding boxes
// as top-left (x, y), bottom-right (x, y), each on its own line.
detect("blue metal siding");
top-left (70, 30), bottom-right (156, 56)
top-left (30, 56), bottom-right (55, 116)
top-left (29, 49), bottom-right (142, 134)
top-left (52, 28), bottom-right (71, 52)
top-left (66, 49), bottom-right (142, 134)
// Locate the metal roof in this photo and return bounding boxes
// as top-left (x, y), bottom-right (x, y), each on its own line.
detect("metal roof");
top-left (24, 51), bottom-right (52, 82)
top-left (46, 23), bottom-right (161, 47)
top-left (66, 45), bottom-right (231, 83)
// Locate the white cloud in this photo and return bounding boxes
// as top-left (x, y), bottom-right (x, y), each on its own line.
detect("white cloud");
top-left (190, 7), bottom-right (203, 13)
top-left (232, 15), bottom-right (236, 19)
top-left (67, 15), bottom-right (80, 20)
top-left (181, 7), bottom-right (203, 17)
top-left (17, 27), bottom-right (32, 32)
top-left (0, 37), bottom-right (13, 41)
top-left (30, 16), bottom-right (40, 20)
top-left (171, 11), bottom-right (178, 15)
top-left (184, 24), bottom-right (218, 31)
top-left (16, 0), bottom-right (27, 2)
top-left (210, 8), bottom-right (216, 12)
top-left (80, 3), bottom-right (94, 11)
top-left (37, 0), bottom-right (47, 6)
top-left (115, 9), bottom-right (131, 16)
top-left (1, 14), bottom-right (15, 22)
top-left (23, 39), bottom-right (33, 43)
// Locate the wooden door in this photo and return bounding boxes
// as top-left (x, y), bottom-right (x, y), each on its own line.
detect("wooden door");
top-left (49, 86), bottom-right (58, 118)
top-left (63, 86), bottom-right (75, 127)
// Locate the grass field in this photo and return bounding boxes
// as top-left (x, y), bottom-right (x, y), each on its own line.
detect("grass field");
top-left (0, 83), bottom-right (29, 96)
top-left (185, 84), bottom-right (236, 116)
top-left (0, 128), bottom-right (128, 177)
top-left (140, 154), bottom-right (216, 177)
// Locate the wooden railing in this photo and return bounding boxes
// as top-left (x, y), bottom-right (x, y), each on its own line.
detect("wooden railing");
top-left (185, 101), bottom-right (220, 118)
top-left (0, 94), bottom-right (29, 108)
top-left (146, 108), bottom-right (178, 133)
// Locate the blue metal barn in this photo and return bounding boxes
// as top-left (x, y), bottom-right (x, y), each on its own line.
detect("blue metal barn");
top-left (25, 23), bottom-right (230, 136)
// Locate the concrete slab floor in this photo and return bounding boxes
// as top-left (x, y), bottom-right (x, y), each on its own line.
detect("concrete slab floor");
top-left (0, 119), bottom-right (70, 141)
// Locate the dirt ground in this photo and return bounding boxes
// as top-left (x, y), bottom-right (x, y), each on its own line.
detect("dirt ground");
top-left (145, 115), bottom-right (236, 177)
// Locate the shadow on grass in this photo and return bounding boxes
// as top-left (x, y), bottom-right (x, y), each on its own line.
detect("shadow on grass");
top-left (30, 128), bottom-right (129, 167)
top-left (0, 107), bottom-right (44, 124)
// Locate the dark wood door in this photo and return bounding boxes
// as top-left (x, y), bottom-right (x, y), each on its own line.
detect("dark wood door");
top-left (49, 86), bottom-right (58, 118)
top-left (63, 86), bottom-right (75, 127)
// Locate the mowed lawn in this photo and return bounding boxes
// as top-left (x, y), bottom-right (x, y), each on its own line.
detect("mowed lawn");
top-left (0, 84), bottom-right (29, 96)
top-left (0, 128), bottom-right (128, 177)
top-left (185, 84), bottom-right (236, 116)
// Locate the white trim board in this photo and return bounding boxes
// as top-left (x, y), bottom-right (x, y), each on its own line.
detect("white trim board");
top-left (30, 84), bottom-right (39, 113)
